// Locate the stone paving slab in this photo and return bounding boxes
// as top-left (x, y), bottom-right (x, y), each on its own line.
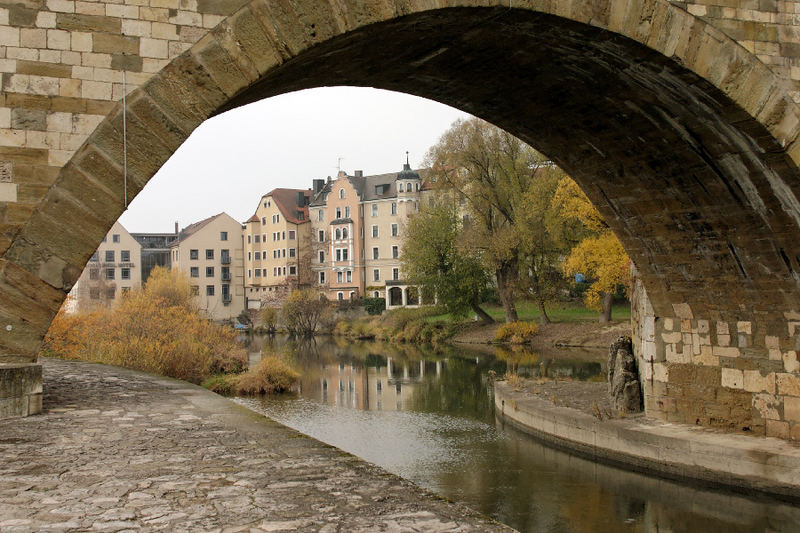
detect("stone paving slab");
top-left (0, 358), bottom-right (514, 533)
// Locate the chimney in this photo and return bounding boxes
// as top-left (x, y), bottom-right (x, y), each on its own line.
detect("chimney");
top-left (354, 170), bottom-right (363, 178)
top-left (313, 178), bottom-right (324, 195)
top-left (174, 221), bottom-right (178, 234)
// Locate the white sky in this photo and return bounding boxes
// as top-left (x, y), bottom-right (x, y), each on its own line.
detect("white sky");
top-left (117, 86), bottom-right (471, 233)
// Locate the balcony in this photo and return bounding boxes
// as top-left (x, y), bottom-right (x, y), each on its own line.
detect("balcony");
top-left (221, 255), bottom-right (231, 265)
top-left (222, 293), bottom-right (232, 304)
top-left (221, 271), bottom-right (231, 282)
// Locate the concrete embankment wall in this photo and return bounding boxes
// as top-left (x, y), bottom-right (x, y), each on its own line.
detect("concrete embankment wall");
top-left (494, 381), bottom-right (800, 501)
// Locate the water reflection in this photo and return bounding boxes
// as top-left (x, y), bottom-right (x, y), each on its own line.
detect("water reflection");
top-left (235, 336), bottom-right (799, 533)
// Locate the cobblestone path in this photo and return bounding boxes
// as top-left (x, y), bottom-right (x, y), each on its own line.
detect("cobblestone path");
top-left (0, 358), bottom-right (513, 532)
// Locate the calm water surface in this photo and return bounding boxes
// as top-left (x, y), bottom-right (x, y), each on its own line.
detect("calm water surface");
top-left (235, 336), bottom-right (799, 533)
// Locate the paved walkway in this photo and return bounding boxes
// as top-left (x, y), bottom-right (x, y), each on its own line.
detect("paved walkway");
top-left (0, 358), bottom-right (513, 532)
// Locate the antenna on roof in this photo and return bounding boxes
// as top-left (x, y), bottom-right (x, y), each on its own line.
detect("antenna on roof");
top-left (337, 157), bottom-right (344, 172)
top-left (406, 151), bottom-right (410, 166)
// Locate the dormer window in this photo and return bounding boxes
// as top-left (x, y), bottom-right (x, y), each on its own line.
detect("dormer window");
top-left (339, 189), bottom-right (345, 199)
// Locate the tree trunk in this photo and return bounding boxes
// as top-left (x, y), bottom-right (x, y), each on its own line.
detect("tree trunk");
top-left (599, 292), bottom-right (613, 323)
top-left (472, 300), bottom-right (495, 324)
top-left (495, 264), bottom-right (518, 323)
top-left (538, 299), bottom-right (551, 325)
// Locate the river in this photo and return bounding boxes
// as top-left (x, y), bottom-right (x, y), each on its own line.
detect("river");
top-left (234, 335), bottom-right (800, 533)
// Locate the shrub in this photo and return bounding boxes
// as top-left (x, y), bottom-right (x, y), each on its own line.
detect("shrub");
top-left (495, 321), bottom-right (539, 344)
top-left (363, 297), bottom-right (386, 316)
top-left (233, 356), bottom-right (299, 395)
top-left (42, 267), bottom-right (246, 384)
top-left (260, 307), bottom-right (278, 333)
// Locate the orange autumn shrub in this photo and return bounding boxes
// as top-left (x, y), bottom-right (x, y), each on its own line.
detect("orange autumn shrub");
top-left (42, 267), bottom-right (246, 384)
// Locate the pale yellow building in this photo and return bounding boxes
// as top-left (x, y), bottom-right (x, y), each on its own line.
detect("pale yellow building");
top-left (170, 213), bottom-right (244, 321)
top-left (69, 221), bottom-right (142, 313)
top-left (242, 188), bottom-right (312, 309)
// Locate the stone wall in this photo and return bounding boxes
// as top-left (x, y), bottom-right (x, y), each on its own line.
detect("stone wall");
top-left (633, 271), bottom-right (800, 439)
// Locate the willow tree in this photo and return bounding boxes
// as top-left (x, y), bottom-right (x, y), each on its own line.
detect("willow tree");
top-left (401, 201), bottom-right (494, 324)
top-left (426, 118), bottom-right (548, 323)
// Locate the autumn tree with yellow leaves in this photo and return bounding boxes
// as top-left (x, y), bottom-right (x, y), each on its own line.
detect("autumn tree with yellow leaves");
top-left (553, 178), bottom-right (630, 322)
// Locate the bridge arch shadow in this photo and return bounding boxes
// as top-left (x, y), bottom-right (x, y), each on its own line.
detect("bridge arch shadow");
top-left (6, 0), bottom-right (800, 434)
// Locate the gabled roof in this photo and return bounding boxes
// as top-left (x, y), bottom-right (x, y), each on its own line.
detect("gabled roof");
top-left (170, 213), bottom-right (223, 247)
top-left (245, 214), bottom-right (259, 224)
top-left (269, 188), bottom-right (312, 224)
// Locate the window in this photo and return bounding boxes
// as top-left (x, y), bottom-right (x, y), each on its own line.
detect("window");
top-left (248, 252), bottom-right (251, 261)
top-left (89, 288), bottom-right (100, 299)
top-left (255, 251), bottom-right (261, 260)
top-left (254, 235), bottom-right (260, 243)
top-left (288, 230), bottom-right (296, 240)
top-left (282, 249), bottom-right (286, 258)
top-left (372, 247), bottom-right (379, 259)
top-left (289, 266), bottom-right (296, 275)
top-left (345, 206), bottom-right (350, 218)
top-left (112, 234), bottom-right (120, 243)
top-left (221, 266), bottom-right (230, 280)
top-left (121, 250), bottom-right (130, 262)
top-left (391, 202), bottom-right (397, 215)
top-left (90, 252), bottom-right (98, 262)
top-left (349, 291), bottom-right (354, 300)
top-left (190, 267), bottom-right (199, 277)
top-left (373, 269), bottom-right (380, 281)
top-left (339, 188), bottom-right (345, 199)
top-left (121, 268), bottom-right (130, 280)
top-left (372, 204), bottom-right (378, 217)
top-left (263, 268), bottom-right (268, 277)
top-left (335, 228), bottom-right (341, 240)
top-left (372, 225), bottom-right (378, 238)
top-left (391, 223), bottom-right (398, 236)
top-left (248, 269), bottom-right (251, 278)
top-left (206, 285), bottom-right (215, 296)
top-left (248, 235), bottom-right (251, 244)
top-left (318, 210), bottom-right (324, 221)
top-left (262, 216), bottom-right (267, 225)
top-left (319, 271), bottom-right (326, 284)
top-left (221, 284), bottom-right (230, 301)
top-left (336, 249), bottom-right (341, 262)
top-left (105, 250), bottom-right (114, 262)
top-left (105, 268), bottom-right (115, 280)
top-left (220, 231), bottom-right (228, 241)
top-left (374, 291), bottom-right (380, 298)
top-left (282, 231), bottom-right (285, 240)
top-left (342, 249), bottom-right (349, 261)
top-left (89, 268), bottom-right (99, 280)
top-left (319, 251), bottom-right (325, 263)
top-left (255, 269), bottom-right (261, 277)
top-left (337, 271), bottom-right (343, 283)
top-left (282, 266), bottom-right (286, 275)
top-left (190, 249), bottom-right (198, 260)
top-left (206, 266), bottom-right (214, 277)
top-left (106, 288), bottom-right (115, 299)
top-left (318, 230), bottom-right (325, 242)
top-left (342, 227), bottom-right (348, 239)
top-left (335, 207), bottom-right (342, 219)
top-left (392, 268), bottom-right (399, 280)
top-left (205, 249), bottom-right (214, 260)
top-left (337, 292), bottom-right (344, 301)
top-left (346, 271), bottom-right (352, 282)
top-left (392, 245), bottom-right (399, 259)
top-left (398, 183), bottom-right (404, 193)
top-left (289, 248), bottom-right (296, 258)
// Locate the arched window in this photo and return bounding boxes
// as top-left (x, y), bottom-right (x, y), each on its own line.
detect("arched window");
top-left (342, 227), bottom-right (348, 239)
top-left (335, 228), bottom-right (341, 240)
top-left (339, 189), bottom-right (345, 199)
top-left (398, 183), bottom-right (404, 192)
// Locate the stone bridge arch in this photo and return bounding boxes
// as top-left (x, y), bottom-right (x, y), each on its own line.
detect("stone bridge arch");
top-left (1, 0), bottom-right (800, 438)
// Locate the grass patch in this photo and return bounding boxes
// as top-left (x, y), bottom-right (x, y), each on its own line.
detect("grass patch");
top-left (425, 301), bottom-right (630, 323)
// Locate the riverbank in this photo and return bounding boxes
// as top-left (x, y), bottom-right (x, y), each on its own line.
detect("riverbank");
top-left (494, 380), bottom-right (800, 501)
top-left (451, 318), bottom-right (630, 349)
top-left (0, 357), bottom-right (512, 532)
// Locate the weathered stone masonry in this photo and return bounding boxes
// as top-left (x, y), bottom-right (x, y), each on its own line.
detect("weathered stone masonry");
top-left (0, 0), bottom-right (798, 444)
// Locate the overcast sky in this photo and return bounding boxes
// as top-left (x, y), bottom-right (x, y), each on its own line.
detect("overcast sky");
top-left (117, 86), bottom-right (471, 233)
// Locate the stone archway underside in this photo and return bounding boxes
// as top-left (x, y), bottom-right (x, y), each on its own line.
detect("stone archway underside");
top-left (2, 1), bottom-right (800, 437)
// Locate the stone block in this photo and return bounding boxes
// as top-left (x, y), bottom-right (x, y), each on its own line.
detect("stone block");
top-left (777, 373), bottom-right (800, 396)
top-left (92, 33), bottom-right (139, 55)
top-left (11, 108), bottom-right (46, 131)
top-left (753, 393), bottom-right (781, 420)
top-left (56, 13), bottom-right (121, 33)
top-left (722, 367), bottom-right (743, 389)
top-left (766, 419), bottom-right (790, 439)
top-left (713, 345), bottom-right (740, 358)
top-left (0, 363), bottom-right (42, 419)
top-left (784, 351), bottom-right (800, 373)
top-left (785, 397), bottom-right (800, 422)
top-left (743, 370), bottom-right (775, 393)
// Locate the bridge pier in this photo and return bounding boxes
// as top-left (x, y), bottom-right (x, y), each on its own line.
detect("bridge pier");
top-left (632, 271), bottom-right (800, 440)
top-left (0, 363), bottom-right (42, 419)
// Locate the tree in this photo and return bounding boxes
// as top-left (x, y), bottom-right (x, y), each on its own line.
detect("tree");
top-left (426, 118), bottom-right (548, 322)
top-left (282, 289), bottom-right (331, 336)
top-left (553, 178), bottom-right (630, 322)
top-left (401, 201), bottom-right (494, 323)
